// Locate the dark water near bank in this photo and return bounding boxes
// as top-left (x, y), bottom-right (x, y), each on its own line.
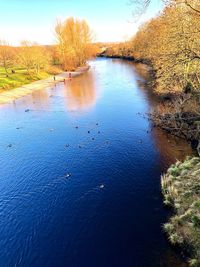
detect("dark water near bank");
top-left (0, 58), bottom-right (193, 267)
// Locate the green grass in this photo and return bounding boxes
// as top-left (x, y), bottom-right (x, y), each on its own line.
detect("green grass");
top-left (0, 67), bottom-right (51, 91)
top-left (161, 156), bottom-right (200, 266)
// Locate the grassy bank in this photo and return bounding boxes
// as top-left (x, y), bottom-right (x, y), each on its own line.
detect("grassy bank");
top-left (0, 67), bottom-right (53, 92)
top-left (161, 157), bottom-right (200, 266)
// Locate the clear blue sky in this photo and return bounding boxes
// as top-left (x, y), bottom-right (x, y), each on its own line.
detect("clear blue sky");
top-left (0, 0), bottom-right (163, 45)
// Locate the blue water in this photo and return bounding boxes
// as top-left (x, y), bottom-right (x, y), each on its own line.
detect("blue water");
top-left (0, 58), bottom-right (192, 267)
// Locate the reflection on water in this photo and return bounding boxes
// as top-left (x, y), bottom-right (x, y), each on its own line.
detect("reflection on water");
top-left (152, 127), bottom-right (194, 171)
top-left (5, 68), bottom-right (98, 114)
top-left (64, 70), bottom-right (98, 111)
top-left (0, 58), bottom-right (193, 267)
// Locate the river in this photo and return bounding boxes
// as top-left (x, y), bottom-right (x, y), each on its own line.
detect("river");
top-left (0, 58), bottom-right (193, 267)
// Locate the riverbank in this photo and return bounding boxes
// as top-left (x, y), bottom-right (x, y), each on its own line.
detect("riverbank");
top-left (0, 66), bottom-right (90, 105)
top-left (0, 68), bottom-right (52, 92)
top-left (150, 111), bottom-right (200, 149)
top-left (162, 157), bottom-right (200, 266)
top-left (98, 54), bottom-right (151, 66)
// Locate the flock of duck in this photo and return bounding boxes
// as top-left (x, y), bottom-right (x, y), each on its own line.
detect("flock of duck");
top-left (7, 108), bottom-right (106, 190)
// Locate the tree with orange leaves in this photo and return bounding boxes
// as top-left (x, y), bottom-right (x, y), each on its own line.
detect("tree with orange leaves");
top-left (55, 17), bottom-right (94, 70)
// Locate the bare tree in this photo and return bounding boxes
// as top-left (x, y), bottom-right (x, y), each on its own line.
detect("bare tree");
top-left (129, 0), bottom-right (155, 19)
top-left (17, 41), bottom-right (49, 75)
top-left (0, 40), bottom-right (15, 76)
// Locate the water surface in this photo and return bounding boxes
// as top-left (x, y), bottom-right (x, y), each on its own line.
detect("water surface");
top-left (0, 58), bottom-right (193, 267)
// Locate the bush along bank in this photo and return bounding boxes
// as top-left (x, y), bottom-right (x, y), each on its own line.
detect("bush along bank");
top-left (150, 90), bottom-right (200, 145)
top-left (161, 156), bottom-right (200, 267)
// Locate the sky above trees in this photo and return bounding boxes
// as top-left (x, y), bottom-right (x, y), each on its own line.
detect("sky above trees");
top-left (0, 0), bottom-right (163, 45)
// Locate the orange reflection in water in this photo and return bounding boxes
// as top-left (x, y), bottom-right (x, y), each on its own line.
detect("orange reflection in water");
top-left (30, 89), bottom-right (50, 109)
top-left (2, 86), bottom-right (51, 112)
top-left (64, 70), bottom-right (98, 112)
top-left (151, 126), bottom-right (195, 171)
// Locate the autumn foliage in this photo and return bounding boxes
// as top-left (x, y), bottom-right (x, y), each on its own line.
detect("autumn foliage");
top-left (55, 18), bottom-right (97, 71)
top-left (132, 0), bottom-right (200, 94)
top-left (104, 0), bottom-right (200, 96)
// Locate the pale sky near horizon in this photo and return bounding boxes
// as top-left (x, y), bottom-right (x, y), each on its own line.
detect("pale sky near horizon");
top-left (0, 0), bottom-right (163, 45)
